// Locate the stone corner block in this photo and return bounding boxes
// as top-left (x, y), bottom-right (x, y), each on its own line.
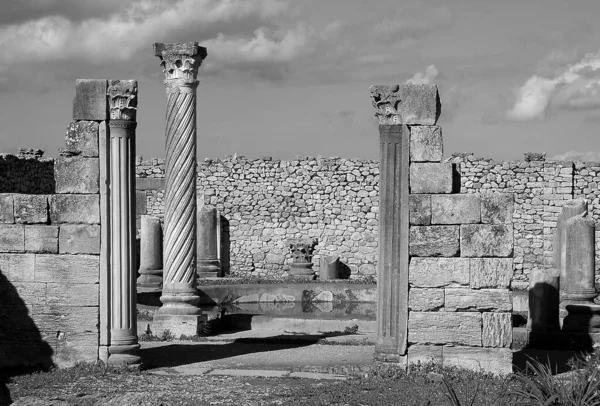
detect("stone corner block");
top-left (409, 194), bottom-right (431, 225)
top-left (0, 194), bottom-right (14, 223)
top-left (410, 126), bottom-right (442, 162)
top-left (481, 193), bottom-right (514, 224)
top-left (460, 224), bottom-right (513, 257)
top-left (55, 157), bottom-right (100, 194)
top-left (398, 84), bottom-right (440, 125)
top-left (431, 194), bottom-right (480, 225)
top-left (50, 195), bottom-right (100, 224)
top-left (410, 163), bottom-right (453, 194)
top-left (73, 79), bottom-right (108, 121)
top-left (409, 226), bottom-right (459, 257)
top-left (64, 121), bottom-right (99, 157)
top-left (13, 195), bottom-right (49, 224)
top-left (59, 224), bottom-right (100, 254)
top-left (470, 258), bottom-right (513, 289)
top-left (482, 312), bottom-right (512, 348)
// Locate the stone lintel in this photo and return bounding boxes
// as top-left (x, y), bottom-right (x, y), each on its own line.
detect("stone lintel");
top-left (73, 79), bottom-right (108, 120)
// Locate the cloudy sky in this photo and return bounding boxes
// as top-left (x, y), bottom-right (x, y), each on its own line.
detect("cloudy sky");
top-left (2, 0), bottom-right (600, 161)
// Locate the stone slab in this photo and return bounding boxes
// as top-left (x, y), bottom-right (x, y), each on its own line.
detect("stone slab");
top-left (460, 224), bottom-right (513, 257)
top-left (59, 224), bottom-right (100, 254)
top-left (35, 254), bottom-right (99, 284)
top-left (0, 194), bottom-right (14, 223)
top-left (407, 344), bottom-right (443, 365)
top-left (73, 79), bottom-right (107, 120)
top-left (408, 312), bottom-right (482, 346)
top-left (409, 257), bottom-right (469, 287)
top-left (410, 163), bottom-right (453, 194)
top-left (0, 224), bottom-right (24, 252)
top-left (55, 157), bottom-right (100, 194)
top-left (409, 194), bottom-right (431, 225)
top-left (409, 226), bottom-right (459, 257)
top-left (64, 121), bottom-right (99, 157)
top-left (469, 258), bottom-right (513, 289)
top-left (50, 195), bottom-right (100, 224)
top-left (443, 347), bottom-right (512, 375)
top-left (0, 253), bottom-right (35, 281)
top-left (25, 225), bottom-right (59, 253)
top-left (409, 288), bottom-right (444, 311)
top-left (483, 312), bottom-right (512, 348)
top-left (410, 126), bottom-right (443, 162)
top-left (13, 195), bottom-right (48, 224)
top-left (444, 288), bottom-right (512, 312)
top-left (431, 194), bottom-right (480, 224)
top-left (481, 193), bottom-right (514, 224)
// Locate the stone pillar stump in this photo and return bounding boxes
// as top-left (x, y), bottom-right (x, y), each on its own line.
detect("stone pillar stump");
top-left (137, 215), bottom-right (163, 290)
top-left (197, 205), bottom-right (221, 278)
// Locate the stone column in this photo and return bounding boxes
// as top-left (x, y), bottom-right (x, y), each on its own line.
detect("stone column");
top-left (563, 213), bottom-right (596, 302)
top-left (555, 198), bottom-right (587, 297)
top-left (197, 205), bottom-right (221, 278)
top-left (106, 80), bottom-right (141, 366)
top-left (137, 215), bottom-right (163, 290)
top-left (152, 42), bottom-right (207, 336)
top-left (319, 255), bottom-right (339, 280)
top-left (370, 85), bottom-right (410, 363)
top-left (287, 238), bottom-right (318, 279)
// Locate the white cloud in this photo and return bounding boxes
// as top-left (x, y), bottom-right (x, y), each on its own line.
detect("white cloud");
top-left (405, 65), bottom-right (439, 85)
top-left (506, 51), bottom-right (600, 121)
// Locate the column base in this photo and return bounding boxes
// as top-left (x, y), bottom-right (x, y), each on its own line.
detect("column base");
top-left (159, 283), bottom-right (202, 315)
top-left (108, 343), bottom-right (141, 367)
top-left (137, 273), bottom-right (163, 290)
top-left (152, 314), bottom-right (205, 337)
top-left (373, 351), bottom-right (403, 363)
top-left (289, 263), bottom-right (315, 279)
top-left (197, 259), bottom-right (220, 277)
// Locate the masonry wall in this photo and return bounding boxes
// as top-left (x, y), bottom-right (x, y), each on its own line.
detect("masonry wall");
top-left (0, 119), bottom-right (101, 369)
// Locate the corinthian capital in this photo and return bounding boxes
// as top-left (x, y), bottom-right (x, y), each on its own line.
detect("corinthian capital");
top-left (370, 84), bottom-right (441, 125)
top-left (153, 42), bottom-right (207, 82)
top-left (107, 80), bottom-right (138, 121)
top-left (370, 85), bottom-right (402, 125)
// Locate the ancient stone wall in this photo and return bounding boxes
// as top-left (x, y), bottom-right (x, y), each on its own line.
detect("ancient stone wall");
top-left (0, 149), bottom-right (55, 194)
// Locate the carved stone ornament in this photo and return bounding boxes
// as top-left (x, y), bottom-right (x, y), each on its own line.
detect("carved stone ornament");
top-left (153, 42), bottom-right (207, 82)
top-left (288, 238), bottom-right (318, 264)
top-left (370, 84), bottom-right (402, 125)
top-left (107, 80), bottom-right (138, 121)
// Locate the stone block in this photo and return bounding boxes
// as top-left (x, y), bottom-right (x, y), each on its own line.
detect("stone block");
top-left (0, 281), bottom-right (46, 306)
top-left (136, 178), bottom-right (165, 190)
top-left (14, 195), bottom-right (48, 224)
top-left (409, 288), bottom-right (444, 311)
top-left (72, 79), bottom-right (107, 120)
top-left (431, 194), bottom-right (480, 224)
top-left (0, 224), bottom-right (24, 252)
top-left (35, 254), bottom-right (99, 284)
top-left (55, 157), bottom-right (100, 194)
top-left (46, 283), bottom-right (98, 307)
top-left (0, 194), bottom-right (14, 223)
top-left (409, 226), bottom-right (459, 257)
top-left (32, 305), bottom-right (98, 334)
top-left (59, 225), bottom-right (100, 254)
top-left (481, 193), bottom-right (514, 224)
top-left (443, 347), bottom-right (512, 375)
top-left (50, 195), bottom-right (100, 224)
top-left (64, 121), bottom-right (99, 157)
top-left (460, 224), bottom-right (513, 257)
top-left (407, 344), bottom-right (443, 365)
top-left (409, 257), bottom-right (469, 287)
top-left (408, 311), bottom-right (482, 346)
top-left (469, 258), bottom-right (513, 289)
top-left (445, 288), bottom-right (512, 312)
top-left (410, 126), bottom-right (443, 162)
top-left (0, 253), bottom-right (35, 281)
top-left (410, 163), bottom-right (453, 194)
top-left (25, 226), bottom-right (59, 253)
top-left (53, 331), bottom-right (99, 367)
top-left (409, 194), bottom-right (431, 225)
top-left (483, 313), bottom-right (512, 348)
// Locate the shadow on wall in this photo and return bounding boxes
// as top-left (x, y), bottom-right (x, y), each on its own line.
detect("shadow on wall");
top-left (0, 153), bottom-right (56, 194)
top-left (0, 271), bottom-right (55, 404)
top-left (338, 261), bottom-right (351, 279)
top-left (220, 215), bottom-right (230, 277)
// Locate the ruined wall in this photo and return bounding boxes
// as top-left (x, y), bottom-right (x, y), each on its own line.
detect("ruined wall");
top-left (0, 119), bottom-right (100, 369)
top-left (0, 149), bottom-right (55, 194)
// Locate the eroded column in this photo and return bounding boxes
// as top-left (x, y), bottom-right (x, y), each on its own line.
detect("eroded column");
top-left (152, 42), bottom-right (207, 336)
top-left (197, 205), bottom-right (221, 278)
top-left (137, 215), bottom-right (163, 289)
top-left (107, 80), bottom-right (141, 366)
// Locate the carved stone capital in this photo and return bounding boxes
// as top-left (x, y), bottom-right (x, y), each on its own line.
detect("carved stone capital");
top-left (154, 42), bottom-right (207, 82)
top-left (370, 84), bottom-right (441, 125)
top-left (370, 85), bottom-right (402, 125)
top-left (287, 238), bottom-right (318, 264)
top-left (107, 80), bottom-right (138, 121)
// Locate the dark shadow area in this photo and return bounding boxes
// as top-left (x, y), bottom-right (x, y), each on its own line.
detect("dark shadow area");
top-left (451, 163), bottom-right (461, 193)
top-left (219, 215), bottom-right (230, 277)
top-left (137, 291), bottom-right (162, 307)
top-left (338, 261), bottom-right (351, 279)
top-left (0, 152), bottom-right (55, 194)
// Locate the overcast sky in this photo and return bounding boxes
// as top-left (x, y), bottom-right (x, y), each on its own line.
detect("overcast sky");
top-left (1, 0), bottom-right (600, 161)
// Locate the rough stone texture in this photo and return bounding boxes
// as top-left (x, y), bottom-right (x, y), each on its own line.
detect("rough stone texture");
top-left (443, 347), bottom-right (513, 375)
top-left (469, 258), bottom-right (513, 289)
top-left (410, 126), bottom-right (442, 162)
top-left (72, 79), bottom-right (107, 120)
top-left (407, 344), bottom-right (443, 365)
top-left (59, 225), bottom-right (100, 254)
top-left (410, 163), bottom-right (453, 194)
top-left (50, 195), bottom-right (100, 224)
top-left (444, 288), bottom-right (512, 312)
top-left (409, 226), bottom-right (459, 257)
top-left (35, 254), bottom-right (99, 284)
top-left (409, 257), bottom-right (469, 287)
top-left (408, 311), bottom-right (482, 346)
top-left (431, 194), bottom-right (480, 224)
top-left (482, 312), bottom-right (512, 348)
top-left (394, 84), bottom-right (440, 125)
top-left (409, 194), bottom-right (431, 225)
top-left (0, 194), bottom-right (14, 223)
top-left (25, 226), bottom-right (59, 253)
top-left (481, 193), bottom-right (513, 224)
top-left (63, 121), bottom-right (99, 157)
top-left (0, 224), bottom-right (24, 252)
top-left (460, 224), bottom-right (513, 257)
top-left (46, 283), bottom-right (99, 307)
top-left (55, 157), bottom-right (100, 194)
top-left (0, 253), bottom-right (35, 281)
top-left (409, 288), bottom-right (444, 311)
top-left (14, 195), bottom-right (48, 224)
top-left (0, 153), bottom-right (55, 194)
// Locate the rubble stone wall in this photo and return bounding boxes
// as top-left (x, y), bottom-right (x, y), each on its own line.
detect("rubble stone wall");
top-left (0, 150), bottom-right (55, 194)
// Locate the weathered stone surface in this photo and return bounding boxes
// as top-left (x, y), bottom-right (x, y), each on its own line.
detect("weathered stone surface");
top-left (483, 313), bottom-right (512, 348)
top-left (409, 226), bottom-right (459, 257)
top-left (370, 84), bottom-right (440, 125)
top-left (443, 347), bottom-right (512, 375)
top-left (59, 225), bottom-right (100, 254)
top-left (72, 79), bottom-right (107, 120)
top-left (0, 281), bottom-right (46, 306)
top-left (469, 258), bottom-right (513, 289)
top-left (409, 257), bottom-right (469, 287)
top-left (35, 254), bottom-right (99, 284)
top-left (409, 288), bottom-right (444, 311)
top-left (431, 194), bottom-right (480, 224)
top-left (0, 224), bottom-right (24, 252)
top-left (47, 283), bottom-right (98, 307)
top-left (563, 214), bottom-right (596, 301)
top-left (410, 163), bottom-right (453, 194)
top-left (0, 194), bottom-right (14, 223)
top-left (407, 344), bottom-right (443, 365)
top-left (14, 195), bottom-right (48, 224)
top-left (53, 331), bottom-right (99, 367)
top-left (25, 226), bottom-right (59, 253)
top-left (50, 195), bottom-right (100, 224)
top-left (445, 288), bottom-right (512, 312)
top-left (0, 253), bottom-right (35, 281)
top-left (32, 306), bottom-right (98, 333)
top-left (481, 193), bottom-right (513, 224)
top-left (408, 312), bottom-right (482, 346)
top-left (55, 157), bottom-right (100, 194)
top-left (460, 224), bottom-right (513, 257)
top-left (136, 178), bottom-right (165, 190)
top-left (409, 194), bottom-right (431, 225)
top-left (410, 126), bottom-right (442, 162)
top-left (64, 121), bottom-right (99, 157)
